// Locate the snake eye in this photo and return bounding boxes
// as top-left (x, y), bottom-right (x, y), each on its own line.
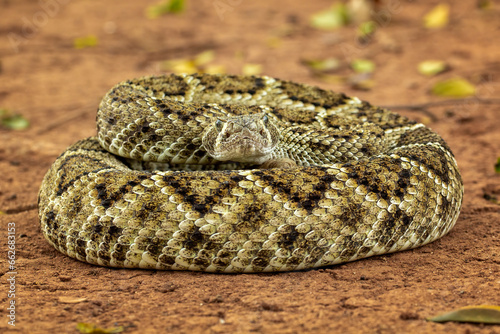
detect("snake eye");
top-left (262, 114), bottom-right (269, 124)
top-left (215, 119), bottom-right (223, 131)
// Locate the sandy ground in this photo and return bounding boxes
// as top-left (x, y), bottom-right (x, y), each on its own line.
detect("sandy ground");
top-left (0, 0), bottom-right (499, 333)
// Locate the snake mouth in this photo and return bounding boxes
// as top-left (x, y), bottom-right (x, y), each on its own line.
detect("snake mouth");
top-left (212, 136), bottom-right (274, 163)
top-left (202, 113), bottom-right (280, 164)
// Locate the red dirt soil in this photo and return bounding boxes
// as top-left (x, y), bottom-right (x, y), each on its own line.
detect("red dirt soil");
top-left (0, 1), bottom-right (499, 333)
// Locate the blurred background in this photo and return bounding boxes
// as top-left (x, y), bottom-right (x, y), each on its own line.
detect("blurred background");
top-left (1, 0), bottom-right (498, 139)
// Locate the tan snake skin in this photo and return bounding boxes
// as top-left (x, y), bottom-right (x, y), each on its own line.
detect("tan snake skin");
top-left (38, 74), bottom-right (463, 273)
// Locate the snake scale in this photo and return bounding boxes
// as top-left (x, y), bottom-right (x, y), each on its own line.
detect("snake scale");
top-left (38, 74), bottom-right (463, 273)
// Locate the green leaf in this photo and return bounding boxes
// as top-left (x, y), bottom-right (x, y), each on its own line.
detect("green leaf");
top-left (495, 157), bottom-right (500, 174)
top-left (423, 4), bottom-right (450, 29)
top-left (166, 0), bottom-right (185, 13)
top-left (146, 0), bottom-right (185, 19)
top-left (302, 58), bottom-right (341, 72)
top-left (417, 60), bottom-right (448, 76)
top-left (431, 78), bottom-right (476, 97)
top-left (0, 109), bottom-right (29, 130)
top-left (73, 35), bottom-right (98, 49)
top-left (358, 21), bottom-right (376, 38)
top-left (310, 3), bottom-right (349, 30)
top-left (76, 322), bottom-right (124, 334)
top-left (351, 59), bottom-right (375, 73)
top-left (2, 115), bottom-right (30, 130)
top-left (428, 305), bottom-right (500, 324)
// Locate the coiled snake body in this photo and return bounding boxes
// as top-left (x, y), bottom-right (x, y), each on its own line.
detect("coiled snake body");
top-left (38, 74), bottom-right (463, 273)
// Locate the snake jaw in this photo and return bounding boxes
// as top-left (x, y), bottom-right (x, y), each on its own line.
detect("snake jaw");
top-left (202, 113), bottom-right (280, 164)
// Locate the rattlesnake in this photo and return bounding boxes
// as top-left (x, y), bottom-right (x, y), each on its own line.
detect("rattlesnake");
top-left (38, 74), bottom-right (463, 273)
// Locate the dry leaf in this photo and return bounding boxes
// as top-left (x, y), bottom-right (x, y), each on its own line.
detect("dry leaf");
top-left (423, 4), bottom-right (450, 29)
top-left (419, 115), bottom-right (433, 125)
top-left (203, 64), bottom-right (226, 74)
top-left (146, 0), bottom-right (185, 19)
top-left (428, 305), bottom-right (500, 324)
top-left (350, 79), bottom-right (375, 91)
top-left (302, 58), bottom-right (341, 72)
top-left (73, 35), bottom-right (98, 49)
top-left (161, 50), bottom-right (220, 74)
top-left (58, 296), bottom-right (87, 304)
top-left (193, 50), bottom-right (215, 67)
top-left (242, 64), bottom-right (262, 76)
top-left (431, 78), bottom-right (475, 97)
top-left (418, 60), bottom-right (448, 76)
top-left (266, 36), bottom-right (282, 48)
top-left (310, 3), bottom-right (349, 30)
top-left (161, 59), bottom-right (197, 73)
top-left (477, 0), bottom-right (494, 10)
top-left (351, 59), bottom-right (375, 73)
top-left (347, 0), bottom-right (373, 24)
top-left (76, 323), bottom-right (124, 334)
top-left (314, 73), bottom-right (347, 84)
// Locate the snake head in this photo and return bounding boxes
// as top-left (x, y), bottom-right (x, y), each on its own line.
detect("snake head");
top-left (202, 113), bottom-right (280, 164)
